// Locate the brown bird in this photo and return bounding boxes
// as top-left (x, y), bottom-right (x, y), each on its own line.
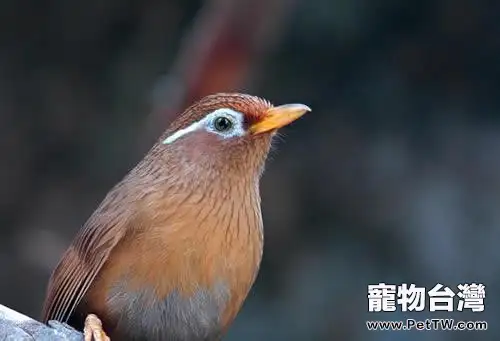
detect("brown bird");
top-left (41, 93), bottom-right (310, 341)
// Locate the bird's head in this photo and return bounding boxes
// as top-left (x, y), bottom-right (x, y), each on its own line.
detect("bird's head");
top-left (145, 93), bottom-right (310, 186)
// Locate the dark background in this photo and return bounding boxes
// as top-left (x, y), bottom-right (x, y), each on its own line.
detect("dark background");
top-left (0, 0), bottom-right (497, 340)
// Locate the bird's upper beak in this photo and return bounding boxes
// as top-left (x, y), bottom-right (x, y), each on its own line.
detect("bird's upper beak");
top-left (249, 103), bottom-right (311, 135)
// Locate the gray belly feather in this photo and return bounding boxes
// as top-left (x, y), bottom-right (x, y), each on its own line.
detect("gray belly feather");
top-left (106, 281), bottom-right (230, 341)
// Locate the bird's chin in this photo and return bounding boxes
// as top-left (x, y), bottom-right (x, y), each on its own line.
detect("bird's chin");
top-left (251, 130), bottom-right (276, 143)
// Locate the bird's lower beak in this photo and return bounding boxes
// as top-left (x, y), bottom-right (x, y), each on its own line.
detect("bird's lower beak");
top-left (249, 103), bottom-right (311, 135)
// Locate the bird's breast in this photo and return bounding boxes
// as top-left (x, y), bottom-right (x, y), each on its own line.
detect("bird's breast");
top-left (83, 191), bottom-right (263, 340)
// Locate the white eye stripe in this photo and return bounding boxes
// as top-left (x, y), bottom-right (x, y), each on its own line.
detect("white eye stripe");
top-left (162, 120), bottom-right (205, 144)
top-left (162, 108), bottom-right (246, 145)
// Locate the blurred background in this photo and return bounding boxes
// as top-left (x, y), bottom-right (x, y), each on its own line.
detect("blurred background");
top-left (0, 0), bottom-right (498, 340)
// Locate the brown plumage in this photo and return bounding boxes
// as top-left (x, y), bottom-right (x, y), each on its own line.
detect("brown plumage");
top-left (41, 93), bottom-right (310, 341)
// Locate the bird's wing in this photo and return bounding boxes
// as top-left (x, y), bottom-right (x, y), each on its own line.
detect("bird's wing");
top-left (42, 188), bottom-right (132, 323)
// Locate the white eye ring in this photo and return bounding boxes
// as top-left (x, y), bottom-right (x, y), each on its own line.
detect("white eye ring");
top-left (204, 108), bottom-right (246, 139)
top-left (162, 108), bottom-right (246, 144)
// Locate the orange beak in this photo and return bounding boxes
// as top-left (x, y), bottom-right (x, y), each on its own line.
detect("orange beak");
top-left (249, 103), bottom-right (311, 135)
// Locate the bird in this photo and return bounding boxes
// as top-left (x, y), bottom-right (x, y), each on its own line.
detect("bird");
top-left (41, 92), bottom-right (310, 341)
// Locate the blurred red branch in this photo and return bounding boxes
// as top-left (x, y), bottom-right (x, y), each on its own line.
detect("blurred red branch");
top-left (139, 0), bottom-right (297, 149)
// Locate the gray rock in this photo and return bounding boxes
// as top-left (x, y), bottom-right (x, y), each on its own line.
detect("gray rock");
top-left (0, 304), bottom-right (83, 340)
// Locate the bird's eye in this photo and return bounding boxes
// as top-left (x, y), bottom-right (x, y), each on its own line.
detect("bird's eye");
top-left (213, 116), bottom-right (233, 132)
